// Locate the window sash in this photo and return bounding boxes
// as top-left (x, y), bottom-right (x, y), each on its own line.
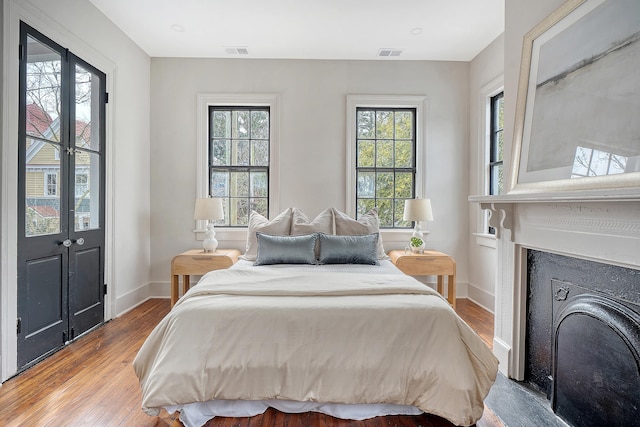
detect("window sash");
top-left (208, 106), bottom-right (270, 227)
top-left (355, 107), bottom-right (417, 228)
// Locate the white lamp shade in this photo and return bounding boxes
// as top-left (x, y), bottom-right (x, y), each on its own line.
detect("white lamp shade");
top-left (403, 199), bottom-right (433, 222)
top-left (194, 197), bottom-right (224, 221)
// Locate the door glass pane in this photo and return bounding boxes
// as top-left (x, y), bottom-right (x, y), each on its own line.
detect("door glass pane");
top-left (25, 139), bottom-right (61, 236)
top-left (25, 36), bottom-right (61, 143)
top-left (75, 64), bottom-right (100, 151)
top-left (25, 36), bottom-right (62, 237)
top-left (74, 150), bottom-right (100, 231)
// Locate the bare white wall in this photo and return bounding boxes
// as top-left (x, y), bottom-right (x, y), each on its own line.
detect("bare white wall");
top-left (467, 34), bottom-right (504, 312)
top-left (149, 58), bottom-right (471, 290)
top-left (0, 0), bottom-right (150, 377)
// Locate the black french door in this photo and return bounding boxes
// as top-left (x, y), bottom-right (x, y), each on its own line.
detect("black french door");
top-left (17, 22), bottom-right (107, 370)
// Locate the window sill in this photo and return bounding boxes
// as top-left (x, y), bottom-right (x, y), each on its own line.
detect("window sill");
top-left (473, 233), bottom-right (496, 249)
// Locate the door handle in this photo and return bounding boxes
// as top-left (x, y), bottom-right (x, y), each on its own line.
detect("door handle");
top-left (75, 238), bottom-right (85, 246)
top-left (61, 239), bottom-right (72, 247)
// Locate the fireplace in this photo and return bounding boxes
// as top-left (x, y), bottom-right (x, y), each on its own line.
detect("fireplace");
top-left (526, 250), bottom-right (640, 426)
top-left (470, 196), bottom-right (640, 426)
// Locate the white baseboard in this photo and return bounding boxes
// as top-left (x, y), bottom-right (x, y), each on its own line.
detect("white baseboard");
top-left (493, 336), bottom-right (511, 376)
top-left (115, 281), bottom-right (170, 316)
top-left (466, 283), bottom-right (495, 313)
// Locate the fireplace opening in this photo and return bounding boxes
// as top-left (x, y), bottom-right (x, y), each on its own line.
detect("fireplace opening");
top-left (526, 250), bottom-right (640, 427)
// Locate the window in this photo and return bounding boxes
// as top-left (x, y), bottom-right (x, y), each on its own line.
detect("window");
top-left (355, 108), bottom-right (415, 228)
top-left (45, 172), bottom-right (57, 196)
top-left (208, 106), bottom-right (270, 226)
top-left (75, 172), bottom-right (88, 197)
top-left (197, 94), bottom-right (280, 231)
top-left (347, 95), bottom-right (426, 229)
top-left (489, 92), bottom-right (504, 196)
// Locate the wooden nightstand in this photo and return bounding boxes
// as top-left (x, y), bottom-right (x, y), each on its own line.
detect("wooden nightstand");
top-left (170, 248), bottom-right (241, 307)
top-left (388, 249), bottom-right (457, 309)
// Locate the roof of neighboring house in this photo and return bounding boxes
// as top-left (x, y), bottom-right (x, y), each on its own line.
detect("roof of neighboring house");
top-left (26, 103), bottom-right (53, 136)
top-left (29, 205), bottom-right (59, 218)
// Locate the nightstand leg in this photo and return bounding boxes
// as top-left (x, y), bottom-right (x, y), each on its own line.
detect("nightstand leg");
top-left (182, 275), bottom-right (190, 296)
top-left (449, 274), bottom-right (456, 310)
top-left (171, 274), bottom-right (179, 308)
top-left (437, 275), bottom-right (444, 295)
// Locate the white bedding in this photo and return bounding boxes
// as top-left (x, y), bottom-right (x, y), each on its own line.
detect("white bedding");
top-left (134, 265), bottom-right (498, 427)
top-left (230, 258), bottom-right (403, 274)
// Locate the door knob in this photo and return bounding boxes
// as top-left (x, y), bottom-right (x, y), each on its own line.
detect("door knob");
top-left (75, 238), bottom-right (85, 246)
top-left (61, 239), bottom-right (72, 247)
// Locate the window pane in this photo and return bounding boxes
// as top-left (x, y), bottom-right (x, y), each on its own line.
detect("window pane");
top-left (210, 171), bottom-right (229, 197)
top-left (394, 199), bottom-right (410, 227)
top-left (250, 171), bottom-right (267, 197)
top-left (357, 110), bottom-right (375, 139)
top-left (250, 110), bottom-right (269, 139)
top-left (395, 172), bottom-right (412, 198)
top-left (74, 150), bottom-right (100, 231)
top-left (75, 64), bottom-right (100, 151)
top-left (491, 164), bottom-right (504, 195)
top-left (251, 140), bottom-right (269, 166)
top-left (357, 171), bottom-right (375, 198)
top-left (376, 140), bottom-right (393, 167)
top-left (230, 171), bottom-right (249, 197)
top-left (232, 140), bottom-right (250, 165)
top-left (26, 140), bottom-right (61, 236)
top-left (212, 110), bottom-right (231, 138)
top-left (357, 140), bottom-right (375, 167)
top-left (377, 199), bottom-right (393, 227)
top-left (26, 36), bottom-right (61, 144)
top-left (394, 111), bottom-right (413, 139)
top-left (394, 140), bottom-right (412, 168)
top-left (211, 139), bottom-right (230, 166)
top-left (497, 131), bottom-right (504, 161)
top-left (250, 198), bottom-right (268, 217)
top-left (356, 198), bottom-right (376, 217)
top-left (376, 172), bottom-right (393, 198)
top-left (233, 110), bottom-right (249, 138)
top-left (375, 111), bottom-right (393, 139)
top-left (230, 198), bottom-right (249, 226)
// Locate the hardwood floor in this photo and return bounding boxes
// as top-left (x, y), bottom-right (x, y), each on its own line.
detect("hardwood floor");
top-left (0, 298), bottom-right (497, 427)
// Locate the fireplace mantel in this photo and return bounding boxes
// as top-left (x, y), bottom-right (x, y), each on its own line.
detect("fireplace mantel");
top-left (469, 192), bottom-right (640, 379)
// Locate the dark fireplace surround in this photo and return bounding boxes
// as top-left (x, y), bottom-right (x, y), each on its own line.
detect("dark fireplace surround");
top-left (526, 250), bottom-right (640, 427)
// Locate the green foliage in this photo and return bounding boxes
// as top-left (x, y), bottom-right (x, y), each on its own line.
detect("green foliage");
top-left (410, 236), bottom-right (423, 247)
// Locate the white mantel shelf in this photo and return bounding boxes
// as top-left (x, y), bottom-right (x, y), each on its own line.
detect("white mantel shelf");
top-left (469, 188), bottom-right (640, 204)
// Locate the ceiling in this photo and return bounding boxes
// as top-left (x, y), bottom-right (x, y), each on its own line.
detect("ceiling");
top-left (88, 0), bottom-right (504, 61)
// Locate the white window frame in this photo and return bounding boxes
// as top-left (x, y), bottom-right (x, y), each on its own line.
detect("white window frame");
top-left (346, 95), bottom-right (427, 222)
top-left (474, 75), bottom-right (503, 248)
top-left (44, 171), bottom-right (57, 197)
top-left (196, 93), bottom-right (280, 239)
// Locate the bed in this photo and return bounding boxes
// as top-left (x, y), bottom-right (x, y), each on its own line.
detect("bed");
top-left (133, 208), bottom-right (498, 427)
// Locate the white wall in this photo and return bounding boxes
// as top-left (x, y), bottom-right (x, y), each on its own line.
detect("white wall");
top-left (149, 58), bottom-right (471, 291)
top-left (467, 34), bottom-right (505, 312)
top-left (0, 0), bottom-right (150, 378)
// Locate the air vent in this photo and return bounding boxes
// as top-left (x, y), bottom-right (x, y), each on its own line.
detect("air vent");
top-left (378, 48), bottom-right (403, 57)
top-left (225, 47), bottom-right (249, 55)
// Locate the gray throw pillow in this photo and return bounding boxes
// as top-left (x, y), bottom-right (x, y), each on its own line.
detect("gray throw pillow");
top-left (254, 232), bottom-right (319, 266)
top-left (317, 233), bottom-right (379, 265)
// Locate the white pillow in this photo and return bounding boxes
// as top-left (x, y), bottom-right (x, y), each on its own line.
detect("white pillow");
top-left (332, 208), bottom-right (388, 259)
top-left (240, 208), bottom-right (293, 261)
top-left (290, 207), bottom-right (334, 235)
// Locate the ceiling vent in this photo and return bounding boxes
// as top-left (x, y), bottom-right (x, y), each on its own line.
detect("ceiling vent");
top-left (225, 47), bottom-right (249, 55)
top-left (378, 48), bottom-right (403, 57)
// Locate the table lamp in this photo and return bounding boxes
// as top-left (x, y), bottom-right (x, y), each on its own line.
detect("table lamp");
top-left (194, 197), bottom-right (224, 252)
top-left (403, 198), bottom-right (433, 253)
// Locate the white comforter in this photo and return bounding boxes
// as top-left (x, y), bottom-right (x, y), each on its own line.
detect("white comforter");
top-left (133, 268), bottom-right (498, 426)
